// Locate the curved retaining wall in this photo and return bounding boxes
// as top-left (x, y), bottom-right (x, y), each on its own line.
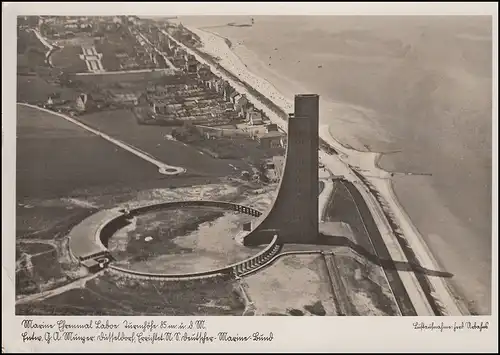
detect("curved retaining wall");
top-left (84, 199), bottom-right (276, 280)
top-left (127, 200), bottom-right (263, 218)
top-left (75, 200), bottom-right (265, 259)
top-left (108, 235), bottom-right (280, 280)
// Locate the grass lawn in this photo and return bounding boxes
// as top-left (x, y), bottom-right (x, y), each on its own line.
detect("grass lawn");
top-left (16, 104), bottom-right (164, 201)
top-left (51, 45), bottom-right (88, 73)
top-left (16, 273), bottom-right (245, 316)
top-left (76, 109), bottom-right (252, 177)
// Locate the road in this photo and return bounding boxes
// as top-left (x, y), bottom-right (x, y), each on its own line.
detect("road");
top-left (137, 32), bottom-right (177, 70)
top-left (16, 270), bottom-right (104, 305)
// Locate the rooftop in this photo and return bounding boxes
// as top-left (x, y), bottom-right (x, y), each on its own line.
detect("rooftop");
top-left (257, 131), bottom-right (285, 139)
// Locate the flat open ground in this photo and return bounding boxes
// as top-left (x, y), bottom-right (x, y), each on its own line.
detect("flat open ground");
top-left (50, 31), bottom-right (153, 73)
top-left (16, 273), bottom-right (245, 316)
top-left (51, 45), bottom-right (89, 73)
top-left (244, 254), bottom-right (337, 316)
top-left (16, 105), bottom-right (162, 200)
top-left (109, 206), bottom-right (262, 274)
top-left (76, 109), bottom-right (254, 177)
top-left (17, 75), bottom-right (77, 104)
top-left (333, 249), bottom-right (400, 316)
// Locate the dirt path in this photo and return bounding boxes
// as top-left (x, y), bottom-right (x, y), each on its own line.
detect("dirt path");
top-left (15, 270), bottom-right (104, 305)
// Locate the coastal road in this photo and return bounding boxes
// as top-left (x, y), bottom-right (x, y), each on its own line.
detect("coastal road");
top-left (163, 26), bottom-right (464, 316)
top-left (137, 32), bottom-right (177, 70)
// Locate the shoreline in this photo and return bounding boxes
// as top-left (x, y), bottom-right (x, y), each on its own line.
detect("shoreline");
top-left (176, 25), bottom-right (470, 315)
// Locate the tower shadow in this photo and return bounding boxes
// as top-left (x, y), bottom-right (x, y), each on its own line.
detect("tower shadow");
top-left (316, 233), bottom-right (454, 279)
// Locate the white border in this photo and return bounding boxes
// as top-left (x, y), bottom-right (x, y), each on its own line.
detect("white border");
top-left (2, 2), bottom-right (498, 353)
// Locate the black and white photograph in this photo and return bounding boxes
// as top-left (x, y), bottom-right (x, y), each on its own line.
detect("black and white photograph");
top-left (2, 2), bottom-right (497, 353)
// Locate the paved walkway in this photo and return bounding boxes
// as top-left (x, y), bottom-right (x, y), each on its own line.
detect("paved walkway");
top-left (67, 208), bottom-right (123, 260)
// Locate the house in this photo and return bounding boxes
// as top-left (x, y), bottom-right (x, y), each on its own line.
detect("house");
top-left (229, 90), bottom-right (239, 105)
top-left (223, 84), bottom-right (235, 102)
top-left (75, 93), bottom-right (90, 112)
top-left (211, 78), bottom-right (225, 95)
top-left (128, 16), bottom-right (139, 25)
top-left (265, 123), bottom-right (279, 132)
top-left (197, 64), bottom-right (212, 81)
top-left (263, 156), bottom-right (285, 183)
top-left (73, 92), bottom-right (108, 112)
top-left (247, 109), bottom-right (264, 126)
top-left (234, 94), bottom-right (249, 115)
top-left (215, 79), bottom-right (225, 94)
top-left (111, 92), bottom-right (139, 107)
top-left (255, 130), bottom-right (286, 149)
top-left (151, 100), bottom-right (177, 116)
top-left (184, 54), bottom-right (198, 73)
top-left (272, 156), bottom-right (286, 180)
top-left (205, 78), bottom-right (215, 91)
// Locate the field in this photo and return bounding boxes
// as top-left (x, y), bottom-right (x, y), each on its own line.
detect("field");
top-left (51, 45), bottom-right (88, 73)
top-left (76, 109), bottom-right (255, 177)
top-left (333, 250), bottom-right (400, 316)
top-left (16, 105), bottom-right (163, 200)
top-left (17, 75), bottom-right (77, 104)
top-left (16, 273), bottom-right (245, 316)
top-left (50, 30), bottom-right (154, 73)
top-left (17, 29), bottom-right (48, 73)
top-left (244, 254), bottom-right (337, 316)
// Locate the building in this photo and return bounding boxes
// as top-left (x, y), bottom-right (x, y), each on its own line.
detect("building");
top-left (197, 64), bottom-right (212, 81)
top-left (111, 92), bottom-right (138, 107)
top-left (263, 156), bottom-right (285, 183)
top-left (229, 90), bottom-right (239, 105)
top-left (81, 259), bottom-right (102, 273)
top-left (184, 54), bottom-right (198, 73)
top-left (255, 131), bottom-right (286, 149)
top-left (247, 109), bottom-right (264, 125)
top-left (266, 123), bottom-right (279, 132)
top-left (233, 94), bottom-right (249, 115)
top-left (244, 94), bottom-right (320, 246)
top-left (75, 93), bottom-right (90, 112)
top-left (222, 83), bottom-right (235, 102)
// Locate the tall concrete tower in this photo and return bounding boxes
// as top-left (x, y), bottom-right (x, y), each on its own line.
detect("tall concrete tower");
top-left (244, 94), bottom-right (320, 246)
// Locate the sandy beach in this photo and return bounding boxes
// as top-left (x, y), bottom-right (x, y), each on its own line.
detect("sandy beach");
top-left (173, 15), bottom-right (493, 315)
